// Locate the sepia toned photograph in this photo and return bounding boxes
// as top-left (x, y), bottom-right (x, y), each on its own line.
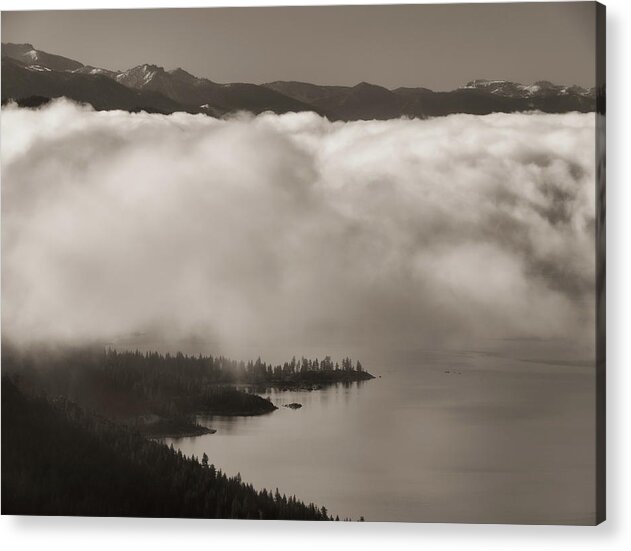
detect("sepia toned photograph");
top-left (1, 2), bottom-right (605, 525)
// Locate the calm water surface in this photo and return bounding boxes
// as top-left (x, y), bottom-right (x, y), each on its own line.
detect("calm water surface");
top-left (161, 344), bottom-right (595, 524)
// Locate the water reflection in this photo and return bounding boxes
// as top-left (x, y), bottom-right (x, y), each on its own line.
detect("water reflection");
top-left (161, 345), bottom-right (596, 524)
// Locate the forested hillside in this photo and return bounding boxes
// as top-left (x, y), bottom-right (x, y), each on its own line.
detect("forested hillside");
top-left (1, 379), bottom-right (335, 520)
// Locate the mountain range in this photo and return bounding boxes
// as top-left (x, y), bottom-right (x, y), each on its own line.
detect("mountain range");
top-left (1, 43), bottom-right (596, 120)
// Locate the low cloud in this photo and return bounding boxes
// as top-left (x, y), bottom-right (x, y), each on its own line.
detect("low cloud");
top-left (1, 100), bottom-right (595, 357)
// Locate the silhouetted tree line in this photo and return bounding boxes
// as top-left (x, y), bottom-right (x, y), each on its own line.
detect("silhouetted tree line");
top-left (2, 378), bottom-right (342, 520)
top-left (104, 348), bottom-right (373, 388)
top-left (2, 345), bottom-right (374, 436)
top-left (86, 349), bottom-right (373, 419)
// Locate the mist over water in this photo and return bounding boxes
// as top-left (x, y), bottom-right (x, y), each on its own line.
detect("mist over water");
top-left (163, 344), bottom-right (596, 524)
top-left (2, 101), bottom-right (594, 358)
top-left (1, 101), bottom-right (597, 523)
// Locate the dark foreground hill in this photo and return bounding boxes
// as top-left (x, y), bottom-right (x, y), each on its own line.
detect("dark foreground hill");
top-left (2, 42), bottom-right (597, 119)
top-left (1, 379), bottom-right (334, 519)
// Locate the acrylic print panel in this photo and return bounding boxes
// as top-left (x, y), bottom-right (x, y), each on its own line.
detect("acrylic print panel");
top-left (0, 2), bottom-right (605, 524)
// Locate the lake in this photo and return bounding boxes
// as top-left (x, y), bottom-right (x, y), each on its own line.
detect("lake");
top-left (160, 342), bottom-right (596, 524)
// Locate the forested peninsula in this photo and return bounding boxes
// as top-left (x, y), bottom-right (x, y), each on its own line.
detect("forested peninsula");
top-left (3, 346), bottom-right (374, 437)
top-left (2, 345), bottom-right (374, 519)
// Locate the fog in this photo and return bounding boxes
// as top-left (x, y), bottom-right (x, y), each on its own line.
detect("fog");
top-left (1, 100), bottom-right (595, 358)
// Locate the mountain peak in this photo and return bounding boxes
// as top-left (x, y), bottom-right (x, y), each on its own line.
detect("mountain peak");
top-left (350, 82), bottom-right (394, 98)
top-left (169, 67), bottom-right (192, 76)
top-left (463, 79), bottom-right (512, 90)
top-left (115, 64), bottom-right (166, 87)
top-left (2, 42), bottom-right (83, 72)
top-left (168, 67), bottom-right (201, 83)
top-left (533, 80), bottom-right (556, 88)
top-left (2, 42), bottom-right (35, 53)
top-left (138, 63), bottom-right (163, 72)
top-left (354, 81), bottom-right (384, 90)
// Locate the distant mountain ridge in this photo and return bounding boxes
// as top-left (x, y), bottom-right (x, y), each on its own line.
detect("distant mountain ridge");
top-left (461, 78), bottom-right (593, 98)
top-left (1, 42), bottom-right (596, 119)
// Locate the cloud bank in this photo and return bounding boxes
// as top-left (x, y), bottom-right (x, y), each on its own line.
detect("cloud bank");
top-left (1, 100), bottom-right (595, 356)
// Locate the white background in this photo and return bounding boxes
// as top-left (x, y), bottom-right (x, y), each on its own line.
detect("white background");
top-left (0, 0), bottom-right (628, 549)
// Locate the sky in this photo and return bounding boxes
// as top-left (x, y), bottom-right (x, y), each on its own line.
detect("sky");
top-left (1, 3), bottom-right (598, 90)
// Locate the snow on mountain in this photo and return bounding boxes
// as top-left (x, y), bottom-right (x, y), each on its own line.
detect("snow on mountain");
top-left (461, 79), bottom-right (591, 99)
top-left (73, 65), bottom-right (119, 78)
top-left (2, 42), bottom-right (83, 72)
top-left (115, 64), bottom-right (164, 88)
top-left (25, 64), bottom-right (52, 72)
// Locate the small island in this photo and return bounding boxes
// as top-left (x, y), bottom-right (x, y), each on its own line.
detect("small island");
top-left (283, 403), bottom-right (302, 410)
